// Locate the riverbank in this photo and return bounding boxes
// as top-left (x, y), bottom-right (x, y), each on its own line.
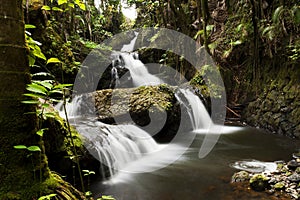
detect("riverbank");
top-left (231, 154), bottom-right (300, 199)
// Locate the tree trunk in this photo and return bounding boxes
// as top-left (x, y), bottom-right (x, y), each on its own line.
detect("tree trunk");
top-left (250, 0), bottom-right (260, 93)
top-left (0, 0), bottom-right (41, 198)
top-left (200, 0), bottom-right (210, 54)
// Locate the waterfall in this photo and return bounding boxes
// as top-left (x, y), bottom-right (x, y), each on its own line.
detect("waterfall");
top-left (57, 32), bottom-right (234, 178)
top-left (110, 31), bottom-right (162, 87)
top-left (121, 32), bottom-right (138, 52)
top-left (76, 118), bottom-right (159, 177)
top-left (175, 89), bottom-right (213, 131)
top-left (119, 53), bottom-right (162, 87)
top-left (58, 95), bottom-right (161, 177)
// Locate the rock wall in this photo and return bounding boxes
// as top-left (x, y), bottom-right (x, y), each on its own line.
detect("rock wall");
top-left (244, 81), bottom-right (300, 138)
top-left (240, 63), bottom-right (300, 138)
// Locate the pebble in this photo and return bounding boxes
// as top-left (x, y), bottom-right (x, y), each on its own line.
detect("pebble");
top-left (288, 173), bottom-right (300, 182)
top-left (231, 155), bottom-right (300, 199)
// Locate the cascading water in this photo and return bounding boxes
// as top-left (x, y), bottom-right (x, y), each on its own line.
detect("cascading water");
top-left (59, 95), bottom-right (161, 178)
top-left (117, 52), bottom-right (162, 87)
top-left (110, 31), bottom-right (162, 88)
top-left (175, 88), bottom-right (213, 130)
top-left (58, 33), bottom-right (229, 179)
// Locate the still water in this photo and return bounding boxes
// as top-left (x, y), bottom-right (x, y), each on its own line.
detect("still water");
top-left (91, 127), bottom-right (299, 200)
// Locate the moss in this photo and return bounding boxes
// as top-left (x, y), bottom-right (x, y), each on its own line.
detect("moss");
top-left (274, 182), bottom-right (285, 190)
top-left (249, 174), bottom-right (270, 191)
top-left (1, 172), bottom-right (85, 200)
top-left (130, 85), bottom-right (176, 112)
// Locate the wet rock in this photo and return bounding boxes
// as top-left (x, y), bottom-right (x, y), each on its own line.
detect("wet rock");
top-left (249, 174), bottom-right (270, 191)
top-left (231, 171), bottom-right (250, 182)
top-left (287, 160), bottom-right (299, 171)
top-left (274, 182), bottom-right (285, 190)
top-left (288, 173), bottom-right (300, 183)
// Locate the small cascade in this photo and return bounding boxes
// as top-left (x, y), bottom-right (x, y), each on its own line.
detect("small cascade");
top-left (58, 95), bottom-right (161, 178)
top-left (176, 88), bottom-right (213, 131)
top-left (121, 32), bottom-right (138, 52)
top-left (111, 51), bottom-right (162, 87)
top-left (120, 53), bottom-right (162, 87)
top-left (57, 31), bottom-right (238, 179)
top-left (109, 66), bottom-right (120, 88)
top-left (75, 118), bottom-right (159, 177)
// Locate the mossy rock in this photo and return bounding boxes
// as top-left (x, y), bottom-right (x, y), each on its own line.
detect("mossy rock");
top-left (249, 174), bottom-right (270, 191)
top-left (231, 171), bottom-right (250, 182)
top-left (274, 182), bottom-right (285, 190)
top-left (93, 84), bottom-right (181, 141)
top-left (42, 106), bottom-right (100, 186)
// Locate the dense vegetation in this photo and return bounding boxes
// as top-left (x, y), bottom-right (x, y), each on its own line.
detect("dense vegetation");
top-left (0, 0), bottom-right (299, 199)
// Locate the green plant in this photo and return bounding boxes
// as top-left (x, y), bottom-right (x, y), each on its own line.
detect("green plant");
top-left (25, 24), bottom-right (47, 66)
top-left (42, 0), bottom-right (86, 12)
top-left (97, 195), bottom-right (115, 200)
top-left (82, 169), bottom-right (95, 192)
top-left (16, 23), bottom-right (86, 195)
top-left (14, 145), bottom-right (42, 181)
top-left (38, 193), bottom-right (57, 200)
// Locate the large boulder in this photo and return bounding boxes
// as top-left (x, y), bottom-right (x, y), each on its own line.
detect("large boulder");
top-left (92, 84), bottom-right (182, 141)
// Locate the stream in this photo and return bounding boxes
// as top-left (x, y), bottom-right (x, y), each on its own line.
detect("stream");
top-left (61, 31), bottom-right (300, 199)
top-left (91, 127), bottom-right (300, 200)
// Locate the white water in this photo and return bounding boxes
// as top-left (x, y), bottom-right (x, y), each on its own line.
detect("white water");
top-left (121, 32), bottom-right (138, 52)
top-left (120, 53), bottom-right (163, 87)
top-left (57, 33), bottom-right (242, 179)
top-left (75, 117), bottom-right (160, 176)
top-left (230, 159), bottom-right (278, 173)
top-left (175, 88), bottom-right (242, 136)
top-left (58, 95), bottom-right (163, 177)
top-left (176, 89), bottom-right (213, 130)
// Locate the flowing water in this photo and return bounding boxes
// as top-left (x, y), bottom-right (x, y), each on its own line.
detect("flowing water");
top-left (60, 37), bottom-right (300, 199)
top-left (90, 127), bottom-right (299, 200)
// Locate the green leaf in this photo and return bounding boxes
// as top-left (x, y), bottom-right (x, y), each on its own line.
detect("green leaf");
top-left (21, 100), bottom-right (40, 104)
top-left (206, 24), bottom-right (214, 31)
top-left (38, 194), bottom-right (57, 200)
top-left (53, 84), bottom-right (73, 89)
top-left (36, 129), bottom-right (48, 137)
top-left (47, 58), bottom-right (61, 64)
top-left (49, 90), bottom-right (63, 95)
top-left (230, 40), bottom-right (242, 46)
top-left (28, 54), bottom-right (36, 66)
top-left (27, 146), bottom-right (41, 152)
top-left (42, 103), bottom-right (50, 108)
top-left (194, 30), bottom-right (203, 39)
top-left (27, 83), bottom-right (48, 95)
top-left (75, 0), bottom-right (86, 10)
top-left (262, 26), bottom-right (273, 36)
top-left (41, 5), bottom-right (51, 11)
top-left (14, 145), bottom-right (27, 150)
top-left (52, 7), bottom-right (63, 12)
top-left (25, 24), bottom-right (36, 29)
top-left (36, 129), bottom-right (44, 137)
top-left (82, 170), bottom-right (90, 173)
top-left (273, 6), bottom-right (284, 23)
top-left (44, 112), bottom-right (56, 119)
top-left (100, 195), bottom-right (115, 200)
top-left (85, 191), bottom-right (92, 196)
top-left (32, 46), bottom-right (47, 60)
top-left (38, 81), bottom-right (53, 90)
top-left (57, 0), bottom-right (68, 5)
top-left (68, 3), bottom-right (75, 8)
top-left (23, 93), bottom-right (45, 99)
